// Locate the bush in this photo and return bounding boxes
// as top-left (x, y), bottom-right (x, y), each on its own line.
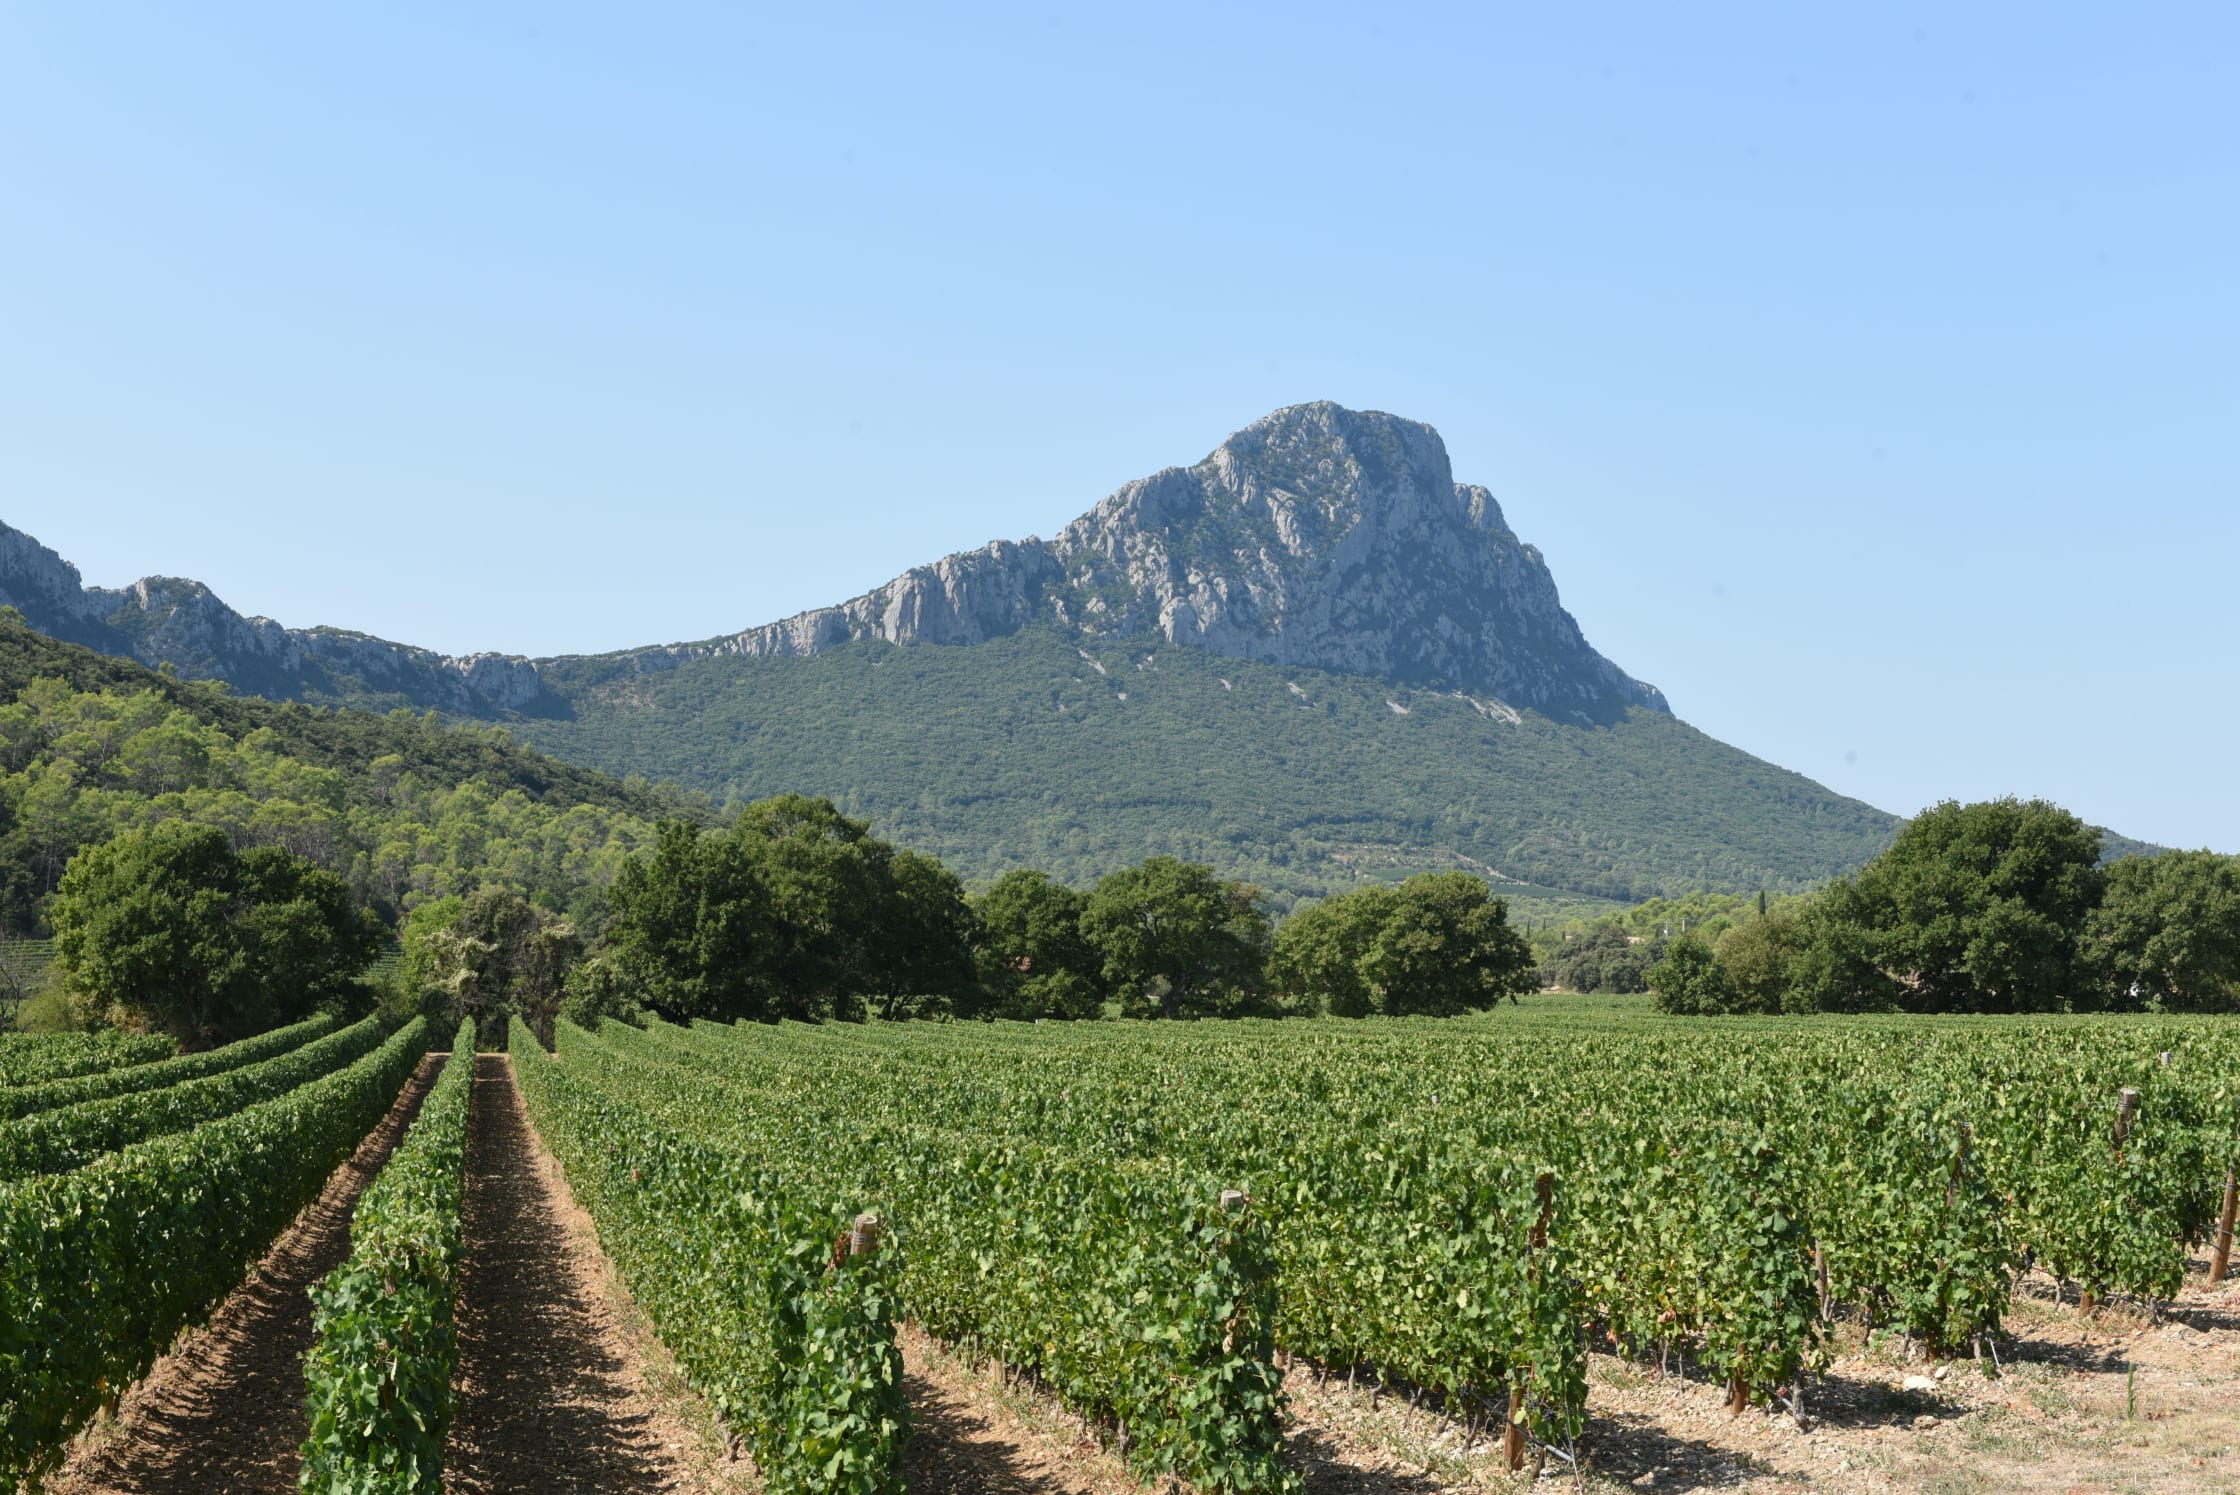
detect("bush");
top-left (1647, 937), bottom-right (1733, 1015)
top-left (1537, 923), bottom-right (1660, 994)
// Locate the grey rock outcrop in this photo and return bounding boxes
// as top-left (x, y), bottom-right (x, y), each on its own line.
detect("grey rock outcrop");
top-left (629, 402), bottom-right (1665, 722)
top-left (2, 402), bottom-right (1663, 724)
top-left (0, 523), bottom-right (549, 714)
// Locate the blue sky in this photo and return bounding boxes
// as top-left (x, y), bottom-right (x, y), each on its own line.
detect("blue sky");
top-left (3, 3), bottom-right (2233, 850)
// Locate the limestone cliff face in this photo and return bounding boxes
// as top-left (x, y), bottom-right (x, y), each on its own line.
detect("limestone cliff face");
top-left (2, 402), bottom-right (1663, 723)
top-left (639, 403), bottom-right (1665, 723)
top-left (0, 524), bottom-right (547, 713)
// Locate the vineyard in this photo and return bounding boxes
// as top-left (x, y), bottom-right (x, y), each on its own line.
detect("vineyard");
top-left (1, 1002), bottom-right (2235, 1493)
top-left (510, 1006), bottom-right (2240, 1492)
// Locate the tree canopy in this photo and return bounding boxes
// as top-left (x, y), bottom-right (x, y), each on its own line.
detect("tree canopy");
top-left (601, 798), bottom-right (981, 1025)
top-left (50, 821), bottom-right (378, 1044)
top-left (1652, 800), bottom-right (2237, 1017)
top-left (1273, 872), bottom-right (1535, 1016)
top-left (402, 887), bottom-right (582, 1045)
top-left (970, 869), bottom-right (1107, 1019)
top-left (2086, 849), bottom-right (2240, 1011)
top-left (1079, 857), bottom-right (1271, 1019)
top-left (1537, 923), bottom-right (1661, 995)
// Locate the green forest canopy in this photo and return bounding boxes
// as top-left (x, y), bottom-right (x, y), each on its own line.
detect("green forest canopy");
top-left (515, 626), bottom-right (1906, 908)
top-left (0, 612), bottom-right (683, 934)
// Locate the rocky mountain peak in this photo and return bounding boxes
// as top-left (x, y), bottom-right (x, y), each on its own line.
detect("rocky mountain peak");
top-left (693, 402), bottom-right (1667, 723)
top-left (2, 402), bottom-right (1664, 724)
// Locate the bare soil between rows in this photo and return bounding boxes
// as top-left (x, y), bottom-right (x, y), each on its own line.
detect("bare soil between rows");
top-left (51, 1051), bottom-right (446, 1495)
top-left (443, 1053), bottom-right (741, 1493)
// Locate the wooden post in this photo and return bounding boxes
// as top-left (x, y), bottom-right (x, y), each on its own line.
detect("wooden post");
top-left (2212, 1166), bottom-right (2239, 1284)
top-left (2114, 1088), bottom-right (2140, 1160)
top-left (849, 1212), bottom-right (881, 1257)
top-left (1813, 1244), bottom-right (1832, 1319)
top-left (1503, 1386), bottom-right (1525, 1470)
top-left (1530, 1171), bottom-right (1555, 1250)
top-left (1727, 1371), bottom-right (1749, 1415)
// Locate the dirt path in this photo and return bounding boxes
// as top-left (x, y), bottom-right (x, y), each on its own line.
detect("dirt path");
top-left (444, 1054), bottom-right (752, 1494)
top-left (897, 1323), bottom-right (1482, 1495)
top-left (53, 1052), bottom-right (446, 1495)
top-left (898, 1324), bottom-right (1140, 1494)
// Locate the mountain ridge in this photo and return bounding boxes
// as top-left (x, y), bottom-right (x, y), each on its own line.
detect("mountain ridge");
top-left (3, 401), bottom-right (1919, 901)
top-left (0, 522), bottom-right (544, 713)
top-left (5, 403), bottom-right (1661, 726)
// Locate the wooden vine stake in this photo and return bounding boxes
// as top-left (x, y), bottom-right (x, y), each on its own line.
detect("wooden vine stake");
top-left (1503, 1171), bottom-right (1557, 1472)
top-left (1946, 1122), bottom-right (1971, 1209)
top-left (2213, 1165), bottom-right (2238, 1284)
top-left (2113, 1088), bottom-right (2140, 1162)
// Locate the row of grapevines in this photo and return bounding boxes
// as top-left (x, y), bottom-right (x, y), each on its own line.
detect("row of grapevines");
top-left (0, 1012), bottom-right (336, 1122)
top-left (0, 1013), bottom-right (388, 1182)
top-left (0, 1030), bottom-right (173, 1089)
top-left (0, 1016), bottom-right (430, 1488)
top-left (653, 1017), bottom-right (1793, 1422)
top-left (508, 1018), bottom-right (908, 1495)
top-left (299, 1022), bottom-right (474, 1495)
top-left (670, 1014), bottom-right (2238, 1401)
top-left (556, 1018), bottom-right (1300, 1490)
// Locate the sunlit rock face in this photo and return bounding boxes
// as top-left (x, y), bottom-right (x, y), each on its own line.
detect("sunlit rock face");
top-left (0, 402), bottom-right (1663, 724)
top-left (680, 402), bottom-right (1665, 723)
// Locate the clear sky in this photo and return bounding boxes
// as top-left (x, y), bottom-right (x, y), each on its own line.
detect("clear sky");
top-left (3, 4), bottom-right (2233, 851)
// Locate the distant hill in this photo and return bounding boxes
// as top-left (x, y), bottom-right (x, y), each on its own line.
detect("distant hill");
top-left (0, 610), bottom-right (681, 823)
top-left (526, 623), bottom-right (1897, 907)
top-left (0, 401), bottom-right (1978, 901)
top-left (0, 613), bottom-right (685, 932)
top-left (0, 524), bottom-right (545, 714)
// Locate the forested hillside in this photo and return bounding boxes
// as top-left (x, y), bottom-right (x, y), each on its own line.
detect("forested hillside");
top-left (524, 626), bottom-right (1900, 907)
top-left (0, 612), bottom-right (684, 933)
